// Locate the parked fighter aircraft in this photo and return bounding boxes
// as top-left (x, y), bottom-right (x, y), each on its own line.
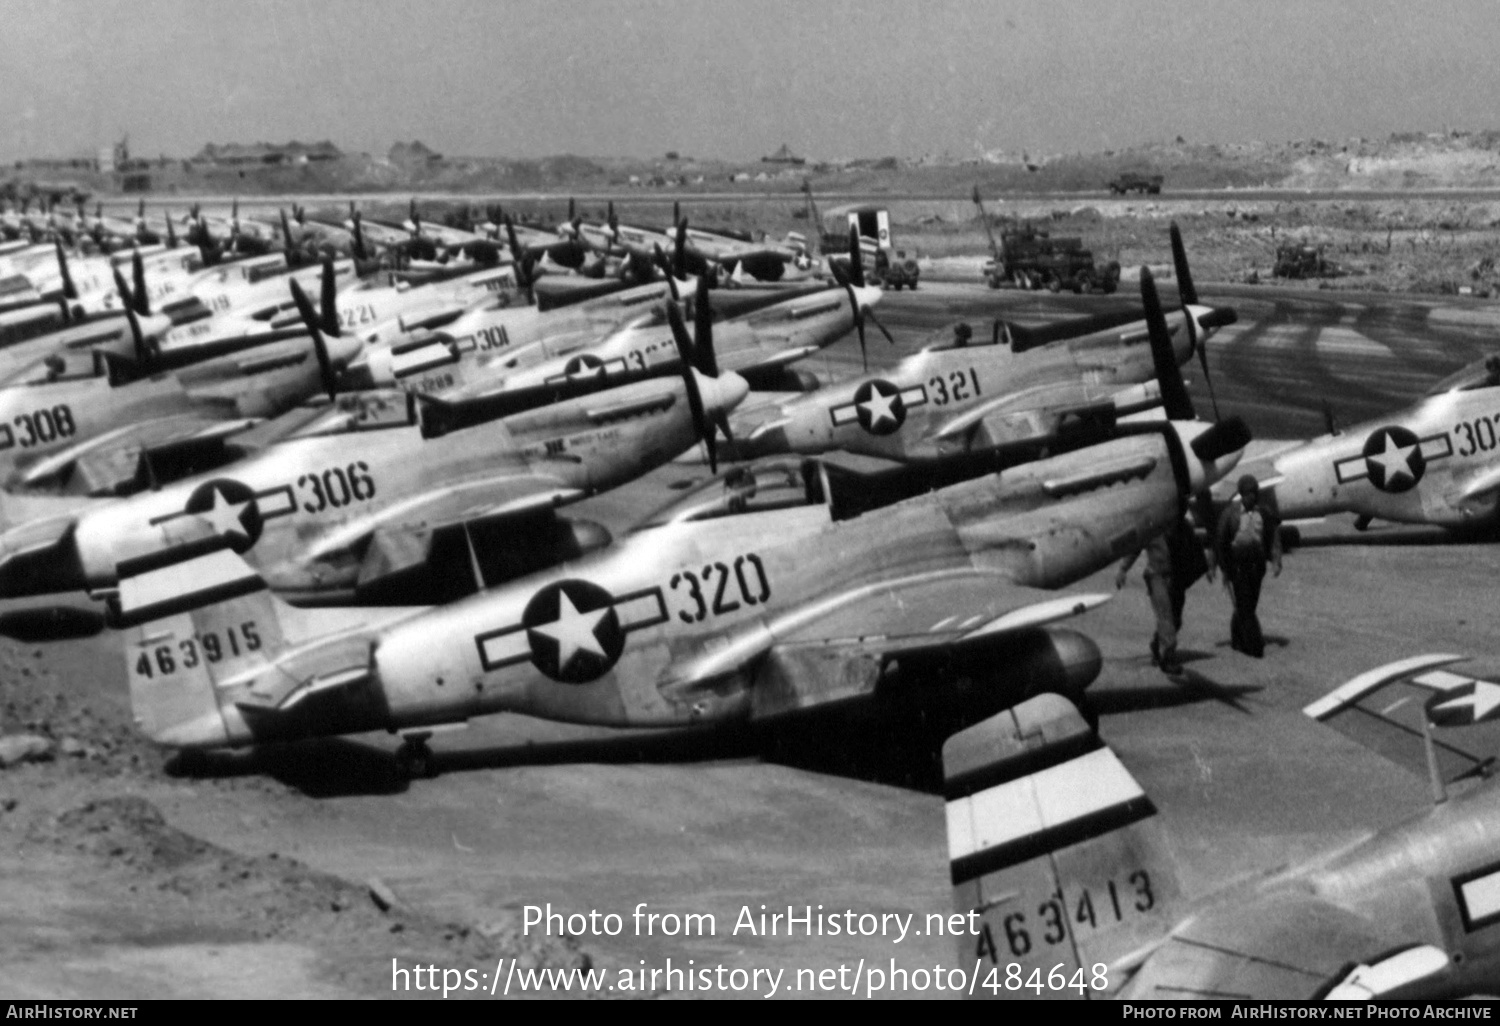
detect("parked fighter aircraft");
top-left (944, 687), bottom-right (1500, 1000)
top-left (0, 312), bottom-right (749, 604)
top-left (342, 271), bottom-right (824, 398)
top-left (444, 262), bottom-right (881, 401)
top-left (1226, 350), bottom-right (1500, 533)
top-left (725, 227), bottom-right (1234, 465)
top-left (105, 329), bottom-right (1247, 775)
top-left (0, 280), bottom-right (364, 495)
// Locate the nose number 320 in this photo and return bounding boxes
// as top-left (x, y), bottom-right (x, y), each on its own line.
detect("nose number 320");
top-left (669, 554), bottom-right (771, 624)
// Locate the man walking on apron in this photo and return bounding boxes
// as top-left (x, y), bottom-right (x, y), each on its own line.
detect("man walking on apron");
top-left (1214, 474), bottom-right (1283, 657)
top-left (1117, 508), bottom-right (1209, 675)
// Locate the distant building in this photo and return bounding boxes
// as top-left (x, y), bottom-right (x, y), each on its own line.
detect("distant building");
top-left (388, 140), bottom-right (442, 166)
top-left (761, 143), bottom-right (805, 165)
top-left (195, 140), bottom-right (342, 166)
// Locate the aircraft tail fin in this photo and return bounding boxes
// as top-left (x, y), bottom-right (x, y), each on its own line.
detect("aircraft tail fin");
top-left (110, 547), bottom-right (294, 750)
top-left (945, 694), bottom-right (1182, 999)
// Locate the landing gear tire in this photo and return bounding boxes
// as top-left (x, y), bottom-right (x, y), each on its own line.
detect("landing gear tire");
top-left (1354, 514), bottom-right (1373, 532)
top-left (169, 749), bottom-right (209, 777)
top-left (395, 737), bottom-right (436, 780)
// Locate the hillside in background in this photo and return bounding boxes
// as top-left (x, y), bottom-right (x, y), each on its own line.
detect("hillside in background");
top-left (16, 130), bottom-right (1500, 199)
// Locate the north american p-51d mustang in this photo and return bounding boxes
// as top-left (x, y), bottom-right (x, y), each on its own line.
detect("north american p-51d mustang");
top-left (942, 684), bottom-right (1500, 1000)
top-left (0, 279), bottom-right (365, 496)
top-left (726, 225), bottom-right (1235, 466)
top-left (1234, 352), bottom-right (1500, 533)
top-left (107, 333), bottom-right (1248, 775)
top-left (0, 315), bottom-right (750, 604)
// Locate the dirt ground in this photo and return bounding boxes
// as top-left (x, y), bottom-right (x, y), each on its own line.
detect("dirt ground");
top-left (3, 277), bottom-right (1499, 999)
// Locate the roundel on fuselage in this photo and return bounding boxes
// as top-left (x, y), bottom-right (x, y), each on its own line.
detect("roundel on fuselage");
top-left (183, 478), bottom-right (264, 552)
top-left (522, 578), bottom-right (625, 684)
top-left (850, 378), bottom-right (906, 436)
top-left (1362, 425), bottom-right (1425, 493)
top-left (563, 353), bottom-right (606, 378)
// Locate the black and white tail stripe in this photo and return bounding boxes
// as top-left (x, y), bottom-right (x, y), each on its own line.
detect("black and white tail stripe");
top-left (946, 730), bottom-right (1155, 886)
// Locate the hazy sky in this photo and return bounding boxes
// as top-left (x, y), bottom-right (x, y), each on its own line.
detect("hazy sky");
top-left (3, 0), bottom-right (1498, 163)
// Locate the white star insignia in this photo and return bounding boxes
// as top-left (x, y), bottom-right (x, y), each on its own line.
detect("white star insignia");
top-left (1368, 433), bottom-right (1418, 486)
top-left (530, 590), bottom-right (610, 670)
top-left (1432, 680), bottom-right (1500, 724)
top-left (858, 387), bottom-right (900, 429)
top-left (196, 487), bottom-right (254, 544)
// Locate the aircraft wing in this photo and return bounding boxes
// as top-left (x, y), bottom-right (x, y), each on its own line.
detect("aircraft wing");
top-left (1458, 464), bottom-right (1500, 504)
top-left (11, 414), bottom-right (261, 496)
top-left (1119, 894), bottom-right (1450, 999)
top-left (661, 568), bottom-right (1108, 709)
top-left (1303, 655), bottom-right (1500, 785)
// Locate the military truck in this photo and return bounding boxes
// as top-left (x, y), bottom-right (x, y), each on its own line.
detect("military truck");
top-left (1108, 172), bottom-right (1164, 195)
top-left (806, 190), bottom-right (920, 290)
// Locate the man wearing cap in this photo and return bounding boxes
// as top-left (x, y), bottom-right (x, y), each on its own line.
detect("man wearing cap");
top-left (1213, 474), bottom-right (1283, 657)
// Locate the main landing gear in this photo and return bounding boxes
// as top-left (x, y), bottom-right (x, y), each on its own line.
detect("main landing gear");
top-left (395, 733), bottom-right (437, 780)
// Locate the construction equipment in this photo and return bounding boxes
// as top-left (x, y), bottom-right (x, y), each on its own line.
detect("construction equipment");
top-left (972, 187), bottom-right (1121, 294)
top-left (1273, 241), bottom-right (1344, 280)
top-left (1108, 171), bottom-right (1164, 195)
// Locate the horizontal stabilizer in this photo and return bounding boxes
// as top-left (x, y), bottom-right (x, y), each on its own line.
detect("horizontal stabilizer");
top-left (1304, 654), bottom-right (1500, 784)
top-left (112, 548), bottom-right (265, 628)
top-left (945, 701), bottom-right (1152, 885)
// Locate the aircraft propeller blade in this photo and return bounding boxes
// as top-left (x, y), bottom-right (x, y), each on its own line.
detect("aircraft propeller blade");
top-left (1170, 221), bottom-right (1221, 419)
top-left (503, 217), bottom-right (535, 301)
top-left (120, 298), bottom-right (152, 369)
top-left (828, 259), bottom-right (869, 371)
top-left (351, 209), bottom-right (368, 262)
top-left (289, 278), bottom-right (338, 402)
top-left (1140, 266), bottom-right (1196, 421)
top-left (409, 197), bottom-right (421, 237)
top-left (1189, 417), bottom-right (1252, 463)
top-left (279, 208), bottom-right (297, 258)
top-left (690, 274), bottom-right (733, 443)
top-left (846, 224), bottom-right (865, 288)
top-left (674, 220), bottom-right (688, 280)
top-left (665, 300), bottom-right (716, 473)
top-left (319, 257), bottom-right (340, 336)
top-left (865, 305), bottom-right (896, 345)
top-left (1322, 399), bottom-right (1338, 436)
top-left (692, 273), bottom-right (719, 378)
top-left (165, 211), bottom-right (177, 249)
top-left (54, 241), bottom-right (77, 301)
top-left (653, 246), bottom-right (681, 302)
top-left (131, 250), bottom-right (150, 316)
